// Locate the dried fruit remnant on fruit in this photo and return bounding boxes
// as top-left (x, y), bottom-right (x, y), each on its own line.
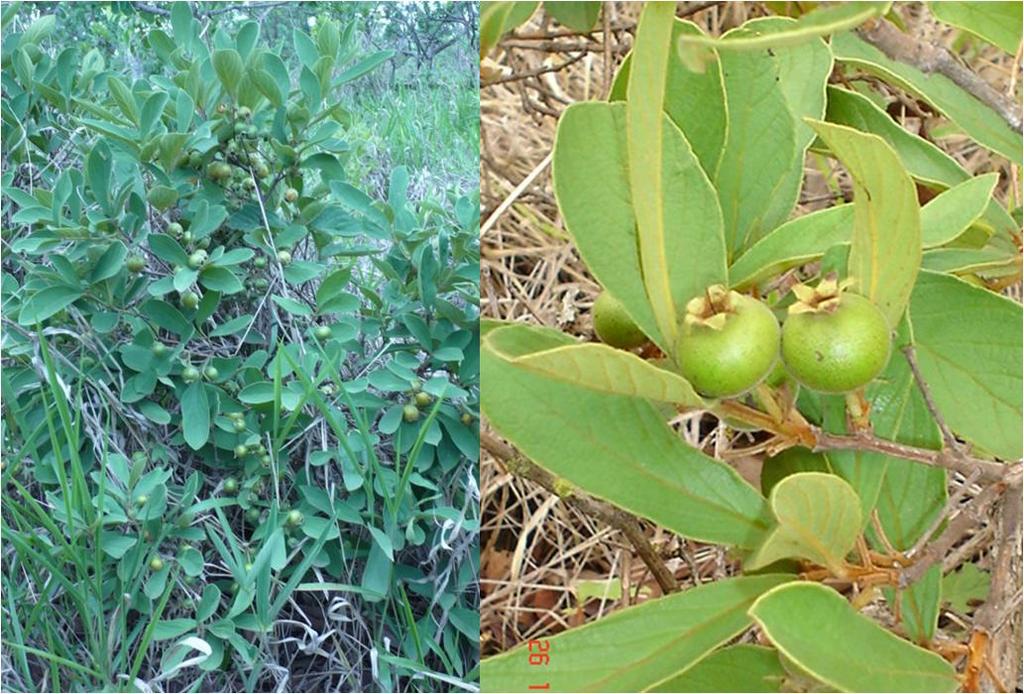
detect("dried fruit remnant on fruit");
top-left (676, 285), bottom-right (781, 398)
top-left (780, 277), bottom-right (891, 394)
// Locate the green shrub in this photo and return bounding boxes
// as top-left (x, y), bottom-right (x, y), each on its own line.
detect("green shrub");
top-left (1, 3), bottom-right (480, 691)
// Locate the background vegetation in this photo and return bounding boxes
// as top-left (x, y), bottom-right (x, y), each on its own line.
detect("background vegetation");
top-left (1, 2), bottom-right (480, 692)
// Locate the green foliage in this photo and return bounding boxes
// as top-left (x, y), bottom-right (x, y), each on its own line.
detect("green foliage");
top-left (482, 2), bottom-right (1020, 691)
top-left (1, 2), bottom-right (479, 691)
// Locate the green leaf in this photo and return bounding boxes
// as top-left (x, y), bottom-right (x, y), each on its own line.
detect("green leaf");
top-left (746, 472), bottom-right (862, 576)
top-left (678, 3), bottom-right (886, 51)
top-left (181, 382), bottom-right (210, 450)
top-left (19, 14), bottom-right (56, 47)
top-left (609, 20), bottom-right (727, 179)
top-left (481, 574), bottom-right (791, 692)
top-left (650, 645), bottom-right (786, 693)
top-left (897, 564), bottom-right (941, 645)
top-left (147, 185), bottom-right (179, 211)
top-left (141, 300), bottom-right (194, 337)
top-left (153, 618), bottom-right (196, 641)
top-left (238, 382), bottom-right (301, 410)
top-left (489, 328), bottom-right (703, 406)
top-left (248, 67), bottom-right (282, 107)
top-left (942, 563), bottom-right (991, 613)
top-left (552, 102), bottom-right (663, 351)
top-left (544, 1), bottom-right (600, 31)
top-left (270, 294), bottom-right (312, 317)
top-left (19, 286), bottom-right (82, 325)
top-left (90, 241), bottom-right (127, 283)
top-left (107, 76), bottom-right (139, 125)
top-left (922, 248), bottom-right (1014, 274)
top-left (750, 582), bottom-right (958, 692)
top-left (335, 50), bottom-right (394, 86)
top-left (809, 120), bottom-right (921, 327)
top-left (480, 2), bottom-right (538, 57)
top-left (729, 205), bottom-right (854, 290)
top-left (361, 542), bottom-right (392, 602)
top-left (86, 141), bottom-right (112, 213)
top-left (212, 49), bottom-right (244, 98)
top-left (823, 85), bottom-right (1018, 242)
top-left (199, 267), bottom-right (244, 294)
top-left (714, 30), bottom-right (798, 257)
top-left (832, 31), bottom-right (1023, 165)
top-left (909, 271), bottom-right (1022, 459)
top-left (149, 233), bottom-right (190, 266)
top-left (928, 1), bottom-right (1022, 54)
top-left (482, 323), bottom-right (771, 549)
top-left (628, 3), bottom-right (727, 347)
top-left (99, 532), bottom-right (137, 559)
top-left (921, 173), bottom-right (999, 248)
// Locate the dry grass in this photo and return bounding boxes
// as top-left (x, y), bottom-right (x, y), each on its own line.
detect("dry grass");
top-left (479, 1), bottom-right (1022, 681)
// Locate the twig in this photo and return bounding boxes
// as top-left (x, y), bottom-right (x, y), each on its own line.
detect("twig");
top-left (901, 478), bottom-right (1008, 586)
top-left (481, 430), bottom-right (680, 595)
top-left (482, 53), bottom-right (588, 87)
top-left (902, 345), bottom-right (963, 453)
top-left (907, 469), bottom-right (982, 560)
top-left (678, 1), bottom-right (725, 19)
top-left (856, 18), bottom-right (1022, 131)
top-left (811, 429), bottom-right (1009, 484)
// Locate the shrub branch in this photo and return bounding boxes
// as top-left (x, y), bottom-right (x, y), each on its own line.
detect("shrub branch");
top-left (856, 17), bottom-right (1023, 131)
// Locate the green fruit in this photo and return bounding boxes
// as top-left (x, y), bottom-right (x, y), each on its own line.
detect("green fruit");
top-left (182, 366), bottom-right (201, 383)
top-left (149, 557), bottom-right (164, 571)
top-left (181, 231), bottom-right (193, 244)
top-left (676, 286), bottom-right (780, 399)
top-left (204, 366), bottom-right (219, 380)
top-left (135, 495), bottom-right (148, 506)
top-left (253, 256), bottom-right (267, 269)
top-left (593, 291), bottom-right (647, 349)
top-left (238, 106), bottom-right (252, 120)
top-left (188, 151), bottom-right (203, 167)
top-left (414, 392), bottom-right (432, 407)
top-left (781, 287), bottom-right (891, 394)
top-left (127, 255), bottom-right (146, 273)
top-left (246, 508), bottom-right (260, 523)
top-left (180, 291), bottom-right (199, 310)
top-left (460, 413), bottom-right (473, 426)
top-left (188, 250), bottom-right (208, 269)
top-left (152, 342), bottom-right (167, 357)
top-left (402, 404), bottom-right (420, 422)
top-left (276, 250), bottom-right (292, 265)
top-left (260, 454), bottom-right (271, 466)
top-left (233, 419), bottom-right (247, 432)
top-left (233, 444), bottom-right (248, 458)
top-left (284, 187), bottom-right (299, 202)
top-left (286, 510), bottom-right (304, 526)
top-left (314, 325), bottom-right (332, 340)
top-left (224, 477), bottom-right (239, 494)
top-left (255, 163), bottom-right (269, 178)
top-left (208, 162), bottom-right (231, 180)
top-left (167, 222), bottom-right (184, 237)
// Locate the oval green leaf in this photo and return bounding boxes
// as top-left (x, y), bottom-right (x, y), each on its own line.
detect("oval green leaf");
top-left (750, 582), bottom-right (959, 692)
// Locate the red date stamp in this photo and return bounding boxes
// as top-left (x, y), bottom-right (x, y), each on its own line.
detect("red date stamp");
top-left (527, 639), bottom-right (550, 690)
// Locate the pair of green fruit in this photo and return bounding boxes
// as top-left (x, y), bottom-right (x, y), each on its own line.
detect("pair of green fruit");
top-left (594, 280), bottom-right (891, 397)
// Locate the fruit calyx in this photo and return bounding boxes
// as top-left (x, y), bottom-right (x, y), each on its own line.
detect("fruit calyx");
top-left (683, 284), bottom-right (741, 330)
top-left (786, 274), bottom-right (855, 315)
